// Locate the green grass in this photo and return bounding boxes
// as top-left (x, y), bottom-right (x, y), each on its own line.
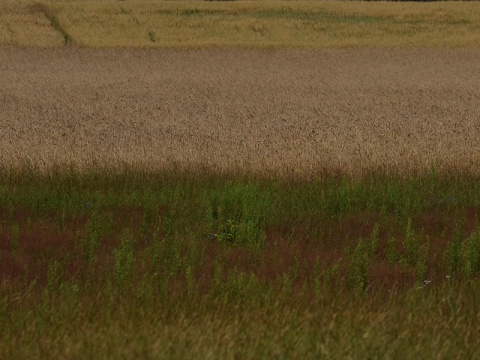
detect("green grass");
top-left (1, 168), bottom-right (480, 358)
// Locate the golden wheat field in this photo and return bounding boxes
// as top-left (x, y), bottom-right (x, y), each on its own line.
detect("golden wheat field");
top-left (1, 47), bottom-right (479, 177)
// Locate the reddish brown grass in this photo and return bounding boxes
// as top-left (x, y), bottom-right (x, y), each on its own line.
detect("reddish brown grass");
top-left (1, 202), bottom-right (478, 291)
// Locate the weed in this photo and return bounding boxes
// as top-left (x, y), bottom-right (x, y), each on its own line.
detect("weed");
top-left (404, 218), bottom-right (420, 265)
top-left (416, 239), bottom-right (429, 284)
top-left (215, 219), bottom-right (239, 243)
top-left (322, 262), bottom-right (341, 294)
top-left (369, 223), bottom-right (380, 258)
top-left (445, 213), bottom-right (466, 274)
top-left (80, 210), bottom-right (101, 265)
top-left (463, 230), bottom-right (480, 278)
top-left (386, 236), bottom-right (399, 265)
top-left (47, 260), bottom-right (62, 292)
top-left (10, 224), bottom-right (20, 255)
top-left (114, 228), bottom-right (135, 287)
top-left (1, 171), bottom-right (480, 357)
top-left (147, 30), bottom-right (157, 43)
top-left (346, 240), bottom-right (370, 291)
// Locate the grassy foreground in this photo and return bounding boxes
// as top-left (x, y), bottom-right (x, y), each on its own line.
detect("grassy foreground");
top-left (1, 168), bottom-right (480, 358)
top-left (1, 1), bottom-right (480, 48)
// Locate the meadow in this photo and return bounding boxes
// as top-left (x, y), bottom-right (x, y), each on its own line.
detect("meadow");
top-left (1, 0), bottom-right (480, 48)
top-left (1, 168), bottom-right (480, 358)
top-left (1, 0), bottom-right (480, 358)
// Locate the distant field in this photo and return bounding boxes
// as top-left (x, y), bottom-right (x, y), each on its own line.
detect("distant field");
top-left (1, 0), bottom-right (480, 48)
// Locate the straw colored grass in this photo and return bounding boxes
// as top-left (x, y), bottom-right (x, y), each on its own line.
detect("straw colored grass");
top-left (1, 1), bottom-right (480, 48)
top-left (0, 1), bottom-right (64, 47)
top-left (1, 47), bottom-right (480, 178)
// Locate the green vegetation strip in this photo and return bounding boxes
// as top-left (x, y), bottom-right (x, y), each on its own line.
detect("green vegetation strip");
top-left (1, 169), bottom-right (480, 357)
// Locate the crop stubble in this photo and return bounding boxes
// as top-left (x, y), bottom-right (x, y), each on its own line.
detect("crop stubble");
top-left (1, 47), bottom-right (479, 178)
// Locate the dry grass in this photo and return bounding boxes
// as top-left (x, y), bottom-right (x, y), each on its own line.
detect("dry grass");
top-left (1, 1), bottom-right (480, 48)
top-left (0, 0), bottom-right (64, 47)
top-left (1, 47), bottom-right (480, 178)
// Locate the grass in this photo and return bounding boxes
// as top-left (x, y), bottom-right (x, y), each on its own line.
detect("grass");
top-left (0, 0), bottom-right (64, 47)
top-left (1, 167), bottom-right (480, 357)
top-left (30, 2), bottom-right (74, 45)
top-left (1, 1), bottom-right (480, 48)
top-left (2, 1), bottom-right (480, 357)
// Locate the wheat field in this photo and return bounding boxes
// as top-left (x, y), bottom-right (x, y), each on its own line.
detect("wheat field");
top-left (1, 47), bottom-right (479, 178)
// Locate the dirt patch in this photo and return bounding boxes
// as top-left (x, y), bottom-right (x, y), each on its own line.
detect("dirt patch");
top-left (1, 48), bottom-right (479, 178)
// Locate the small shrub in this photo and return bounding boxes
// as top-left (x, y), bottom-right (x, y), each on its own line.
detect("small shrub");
top-left (215, 219), bottom-right (239, 243)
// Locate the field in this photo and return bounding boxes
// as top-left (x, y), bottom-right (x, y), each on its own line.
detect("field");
top-left (1, 0), bottom-right (480, 48)
top-left (1, 171), bottom-right (480, 358)
top-left (2, 1), bottom-right (480, 359)
top-left (2, 47), bottom-right (480, 178)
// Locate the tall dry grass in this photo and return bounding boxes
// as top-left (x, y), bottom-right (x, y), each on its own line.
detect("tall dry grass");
top-left (1, 47), bottom-right (480, 178)
top-left (0, 0), bottom-right (64, 47)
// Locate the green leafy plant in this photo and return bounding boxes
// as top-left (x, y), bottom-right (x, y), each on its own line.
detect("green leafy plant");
top-left (386, 236), bottom-right (399, 264)
top-left (404, 218), bottom-right (420, 265)
top-left (462, 230), bottom-right (480, 278)
top-left (80, 211), bottom-right (101, 265)
top-left (215, 219), bottom-right (239, 243)
top-left (346, 240), bottom-right (370, 291)
top-left (445, 214), bottom-right (465, 274)
top-left (114, 228), bottom-right (135, 287)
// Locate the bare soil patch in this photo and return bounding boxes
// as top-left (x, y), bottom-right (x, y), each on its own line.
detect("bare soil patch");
top-left (1, 48), bottom-right (479, 177)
